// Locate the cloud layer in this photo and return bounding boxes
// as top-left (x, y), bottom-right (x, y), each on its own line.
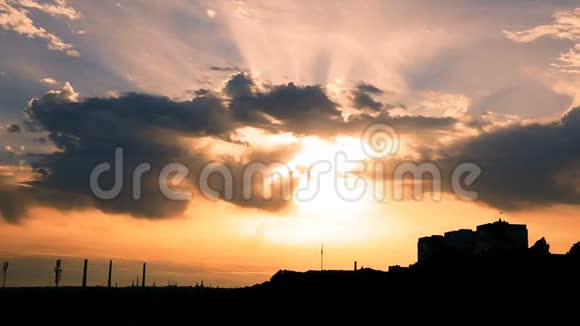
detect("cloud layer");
top-left (1, 72), bottom-right (579, 222)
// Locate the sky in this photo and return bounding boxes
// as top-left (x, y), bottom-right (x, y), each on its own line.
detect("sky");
top-left (0, 0), bottom-right (579, 287)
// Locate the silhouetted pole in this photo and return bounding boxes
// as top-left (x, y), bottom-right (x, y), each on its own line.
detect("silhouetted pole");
top-left (2, 262), bottom-right (8, 288)
top-left (82, 259), bottom-right (88, 287)
top-left (320, 243), bottom-right (324, 271)
top-left (54, 259), bottom-right (62, 288)
top-left (142, 263), bottom-right (146, 287)
top-left (107, 260), bottom-right (112, 288)
top-left (354, 261), bottom-right (357, 271)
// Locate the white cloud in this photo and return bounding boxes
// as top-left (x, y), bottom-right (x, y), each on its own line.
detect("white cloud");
top-left (504, 8), bottom-right (580, 73)
top-left (206, 9), bottom-right (216, 18)
top-left (503, 8), bottom-right (579, 43)
top-left (17, 0), bottom-right (81, 20)
top-left (33, 81), bottom-right (79, 103)
top-left (551, 44), bottom-right (580, 73)
top-left (0, 0), bottom-right (80, 56)
top-left (65, 49), bottom-right (80, 57)
top-left (40, 77), bottom-right (58, 85)
top-left (477, 111), bottom-right (521, 132)
top-left (413, 91), bottom-right (471, 118)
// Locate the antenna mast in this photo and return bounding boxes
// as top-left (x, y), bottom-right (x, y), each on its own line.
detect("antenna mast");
top-left (107, 260), bottom-right (112, 288)
top-left (54, 259), bottom-right (62, 288)
top-left (320, 243), bottom-right (324, 271)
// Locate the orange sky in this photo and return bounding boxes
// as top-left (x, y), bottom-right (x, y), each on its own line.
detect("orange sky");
top-left (2, 194), bottom-right (578, 286)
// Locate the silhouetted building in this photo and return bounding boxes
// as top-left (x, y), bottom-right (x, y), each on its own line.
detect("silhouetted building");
top-left (475, 219), bottom-right (528, 255)
top-left (418, 235), bottom-right (445, 261)
top-left (444, 229), bottom-right (475, 257)
top-left (418, 219), bottom-right (529, 262)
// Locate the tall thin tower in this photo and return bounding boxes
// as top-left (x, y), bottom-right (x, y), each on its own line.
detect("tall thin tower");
top-left (82, 259), bottom-right (88, 287)
top-left (142, 263), bottom-right (146, 287)
top-left (320, 243), bottom-right (324, 271)
top-left (107, 260), bottom-right (112, 288)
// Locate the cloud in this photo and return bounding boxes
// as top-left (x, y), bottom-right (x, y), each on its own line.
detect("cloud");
top-left (429, 107), bottom-right (580, 210)
top-left (0, 0), bottom-right (79, 56)
top-left (32, 81), bottom-right (79, 103)
top-left (2, 73), bottom-right (576, 221)
top-left (552, 44), bottom-right (580, 73)
top-left (362, 107), bottom-right (580, 211)
top-left (0, 75), bottom-right (464, 221)
top-left (355, 82), bottom-right (384, 95)
top-left (17, 0), bottom-right (80, 20)
top-left (224, 71), bottom-right (256, 98)
top-left (351, 82), bottom-right (384, 111)
top-left (0, 80), bottom-right (301, 221)
top-left (414, 91), bottom-right (471, 118)
top-left (503, 9), bottom-right (579, 43)
top-left (40, 77), bottom-right (58, 85)
top-left (208, 65), bottom-right (242, 72)
top-left (504, 8), bottom-right (580, 73)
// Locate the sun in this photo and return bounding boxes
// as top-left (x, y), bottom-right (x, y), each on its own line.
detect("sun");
top-left (285, 136), bottom-right (375, 216)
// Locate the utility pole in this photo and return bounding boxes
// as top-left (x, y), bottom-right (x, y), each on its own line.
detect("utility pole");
top-left (321, 243), bottom-right (324, 271)
top-left (142, 263), bottom-right (146, 287)
top-left (107, 260), bottom-right (112, 288)
top-left (82, 259), bottom-right (88, 287)
top-left (2, 262), bottom-right (8, 288)
top-left (54, 259), bottom-right (62, 288)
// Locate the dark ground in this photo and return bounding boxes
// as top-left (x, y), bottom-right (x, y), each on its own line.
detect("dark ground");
top-left (1, 255), bottom-right (578, 324)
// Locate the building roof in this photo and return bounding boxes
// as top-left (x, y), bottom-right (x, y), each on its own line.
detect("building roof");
top-left (476, 219), bottom-right (527, 230)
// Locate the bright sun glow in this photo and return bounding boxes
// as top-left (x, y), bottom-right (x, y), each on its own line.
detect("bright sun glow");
top-left (286, 136), bottom-right (368, 170)
top-left (254, 136), bottom-right (380, 245)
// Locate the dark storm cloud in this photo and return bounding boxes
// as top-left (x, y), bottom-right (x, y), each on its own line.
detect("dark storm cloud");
top-left (371, 107), bottom-right (580, 211)
top-left (225, 73), bottom-right (344, 136)
top-left (254, 82), bottom-right (343, 135)
top-left (224, 72), bottom-right (255, 98)
top-left (343, 110), bottom-right (457, 145)
top-left (8, 90), bottom-right (234, 220)
top-left (437, 107), bottom-right (580, 210)
top-left (223, 73), bottom-right (456, 138)
top-left (352, 82), bottom-right (384, 111)
top-left (0, 80), bottom-right (303, 221)
top-left (5, 123), bottom-right (21, 133)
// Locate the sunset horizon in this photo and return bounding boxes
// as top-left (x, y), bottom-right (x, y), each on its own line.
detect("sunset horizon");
top-left (1, 0), bottom-right (579, 290)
